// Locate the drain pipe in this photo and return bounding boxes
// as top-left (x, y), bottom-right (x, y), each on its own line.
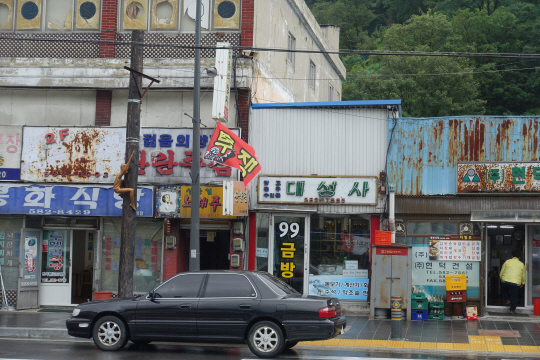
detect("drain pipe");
top-left (389, 184), bottom-right (395, 243)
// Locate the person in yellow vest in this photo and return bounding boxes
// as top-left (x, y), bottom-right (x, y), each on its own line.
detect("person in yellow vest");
top-left (500, 250), bottom-right (526, 314)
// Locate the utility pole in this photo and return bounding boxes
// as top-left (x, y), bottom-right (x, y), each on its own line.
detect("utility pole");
top-left (189, 0), bottom-right (202, 271)
top-left (118, 30), bottom-right (144, 298)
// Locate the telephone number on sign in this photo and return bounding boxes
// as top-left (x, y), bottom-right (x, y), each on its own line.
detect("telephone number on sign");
top-left (43, 171), bottom-right (108, 178)
top-left (28, 209), bottom-right (92, 215)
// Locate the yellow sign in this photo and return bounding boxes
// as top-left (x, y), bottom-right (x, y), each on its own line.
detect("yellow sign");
top-left (180, 186), bottom-right (236, 219)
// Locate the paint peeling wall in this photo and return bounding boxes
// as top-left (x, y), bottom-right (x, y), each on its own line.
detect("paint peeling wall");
top-left (387, 116), bottom-right (540, 195)
top-left (252, 0), bottom-right (345, 104)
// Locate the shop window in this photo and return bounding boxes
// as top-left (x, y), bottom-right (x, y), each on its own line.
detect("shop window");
top-left (407, 222), bottom-right (458, 235)
top-left (255, 213), bottom-right (269, 272)
top-left (100, 219), bottom-right (163, 293)
top-left (1, 0), bottom-right (100, 31)
top-left (119, 0), bottom-right (241, 32)
top-left (308, 215), bottom-right (370, 300)
top-left (0, 218), bottom-right (23, 290)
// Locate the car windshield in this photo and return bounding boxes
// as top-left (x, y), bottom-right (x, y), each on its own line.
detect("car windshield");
top-left (259, 272), bottom-right (299, 295)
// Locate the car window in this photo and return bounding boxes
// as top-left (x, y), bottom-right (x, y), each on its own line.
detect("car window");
top-left (258, 272), bottom-right (299, 295)
top-left (203, 274), bottom-right (256, 298)
top-left (154, 274), bottom-right (205, 298)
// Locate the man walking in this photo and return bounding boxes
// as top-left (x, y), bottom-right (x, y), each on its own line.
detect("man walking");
top-left (500, 250), bottom-right (526, 314)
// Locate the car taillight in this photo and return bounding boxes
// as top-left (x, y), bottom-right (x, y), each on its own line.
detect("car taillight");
top-left (319, 305), bottom-right (337, 318)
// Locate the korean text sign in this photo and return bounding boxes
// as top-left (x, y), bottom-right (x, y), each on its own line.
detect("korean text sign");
top-left (258, 176), bottom-right (378, 205)
top-left (179, 186), bottom-right (236, 219)
top-left (309, 276), bottom-right (369, 300)
top-left (457, 162), bottom-right (540, 194)
top-left (204, 122), bottom-right (261, 186)
top-left (0, 184), bottom-right (153, 217)
top-left (429, 235), bottom-right (481, 261)
top-left (0, 125), bottom-right (23, 181)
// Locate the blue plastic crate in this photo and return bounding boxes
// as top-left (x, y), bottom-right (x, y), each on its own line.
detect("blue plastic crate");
top-left (412, 309), bottom-right (428, 320)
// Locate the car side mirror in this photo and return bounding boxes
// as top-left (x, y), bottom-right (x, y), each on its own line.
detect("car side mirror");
top-left (149, 290), bottom-right (156, 301)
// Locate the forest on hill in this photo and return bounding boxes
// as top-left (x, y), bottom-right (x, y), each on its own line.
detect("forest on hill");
top-left (306, 0), bottom-right (540, 117)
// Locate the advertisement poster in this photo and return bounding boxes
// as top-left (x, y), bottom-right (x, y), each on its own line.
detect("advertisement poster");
top-left (412, 243), bottom-right (479, 298)
top-left (24, 236), bottom-right (39, 286)
top-left (429, 235), bottom-right (481, 261)
top-left (179, 186), bottom-right (236, 219)
top-left (309, 275), bottom-right (369, 300)
top-left (155, 186), bottom-right (181, 218)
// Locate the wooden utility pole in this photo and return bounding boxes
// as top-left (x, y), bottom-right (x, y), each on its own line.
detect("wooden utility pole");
top-left (118, 30), bottom-right (144, 298)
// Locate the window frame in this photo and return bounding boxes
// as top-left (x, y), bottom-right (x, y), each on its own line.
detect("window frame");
top-left (309, 60), bottom-right (316, 89)
top-left (0, 0), bottom-right (102, 33)
top-left (148, 273), bottom-right (206, 299)
top-left (287, 32), bottom-right (295, 67)
top-left (200, 273), bottom-right (258, 299)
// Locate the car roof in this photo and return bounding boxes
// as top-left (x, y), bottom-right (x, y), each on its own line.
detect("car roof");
top-left (179, 270), bottom-right (265, 275)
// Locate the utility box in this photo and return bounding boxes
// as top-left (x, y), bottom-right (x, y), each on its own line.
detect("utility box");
top-left (370, 244), bottom-right (412, 321)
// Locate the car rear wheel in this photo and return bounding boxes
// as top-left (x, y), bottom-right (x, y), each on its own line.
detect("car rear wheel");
top-left (285, 341), bottom-right (298, 349)
top-left (247, 321), bottom-right (285, 358)
top-left (92, 316), bottom-right (128, 351)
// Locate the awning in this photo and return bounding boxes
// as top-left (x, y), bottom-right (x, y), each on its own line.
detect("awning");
top-left (470, 210), bottom-right (540, 222)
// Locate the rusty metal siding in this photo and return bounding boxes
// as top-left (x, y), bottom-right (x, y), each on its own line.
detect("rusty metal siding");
top-left (387, 116), bottom-right (540, 195)
top-left (249, 106), bottom-right (390, 214)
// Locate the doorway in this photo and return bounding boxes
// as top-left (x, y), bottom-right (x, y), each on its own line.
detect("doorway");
top-left (199, 230), bottom-right (230, 270)
top-left (71, 230), bottom-right (94, 304)
top-left (486, 223), bottom-right (525, 307)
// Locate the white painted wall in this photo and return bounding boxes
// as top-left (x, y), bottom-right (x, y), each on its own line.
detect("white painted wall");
top-left (252, 0), bottom-right (345, 104)
top-left (110, 90), bottom-right (238, 127)
top-left (0, 89), bottom-right (96, 125)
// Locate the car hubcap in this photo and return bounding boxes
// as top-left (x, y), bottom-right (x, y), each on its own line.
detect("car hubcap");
top-left (254, 326), bottom-right (278, 352)
top-left (98, 321), bottom-right (121, 346)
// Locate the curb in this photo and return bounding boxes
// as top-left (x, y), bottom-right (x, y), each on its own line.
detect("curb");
top-left (0, 327), bottom-right (71, 339)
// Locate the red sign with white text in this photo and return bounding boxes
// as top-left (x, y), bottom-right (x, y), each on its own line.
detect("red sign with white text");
top-left (204, 122), bottom-right (261, 186)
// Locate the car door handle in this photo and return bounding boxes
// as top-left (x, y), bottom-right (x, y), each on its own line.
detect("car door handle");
top-left (180, 304), bottom-right (192, 309)
top-left (239, 304), bottom-right (251, 309)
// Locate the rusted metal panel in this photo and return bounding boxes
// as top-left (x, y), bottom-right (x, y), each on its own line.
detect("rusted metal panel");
top-left (457, 162), bottom-right (540, 194)
top-left (387, 116), bottom-right (540, 195)
top-left (21, 127), bottom-right (125, 183)
top-left (20, 126), bottom-right (240, 184)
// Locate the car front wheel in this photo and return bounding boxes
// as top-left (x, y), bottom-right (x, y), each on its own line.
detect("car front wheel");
top-left (92, 315), bottom-right (128, 351)
top-left (247, 321), bottom-right (285, 358)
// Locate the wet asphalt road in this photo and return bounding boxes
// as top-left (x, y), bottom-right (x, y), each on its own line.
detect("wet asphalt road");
top-left (1, 338), bottom-right (539, 360)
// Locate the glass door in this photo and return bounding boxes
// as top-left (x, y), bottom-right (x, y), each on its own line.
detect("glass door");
top-left (527, 225), bottom-right (540, 306)
top-left (39, 230), bottom-right (72, 306)
top-left (269, 215), bottom-right (309, 294)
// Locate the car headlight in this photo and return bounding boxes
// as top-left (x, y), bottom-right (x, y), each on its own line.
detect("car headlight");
top-left (72, 308), bottom-right (81, 317)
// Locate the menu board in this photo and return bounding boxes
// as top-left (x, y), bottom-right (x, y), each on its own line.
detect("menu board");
top-left (429, 235), bottom-right (481, 261)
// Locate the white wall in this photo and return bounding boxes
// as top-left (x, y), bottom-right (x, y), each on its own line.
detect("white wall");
top-left (110, 90), bottom-right (238, 127)
top-left (0, 89), bottom-right (96, 125)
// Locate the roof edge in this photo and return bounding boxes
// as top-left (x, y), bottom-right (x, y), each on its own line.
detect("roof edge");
top-left (252, 100), bottom-right (401, 109)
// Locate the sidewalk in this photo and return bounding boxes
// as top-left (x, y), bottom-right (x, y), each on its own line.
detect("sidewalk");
top-left (1, 310), bottom-right (540, 356)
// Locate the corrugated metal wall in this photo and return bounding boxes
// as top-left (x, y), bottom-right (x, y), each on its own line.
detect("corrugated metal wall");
top-left (388, 116), bottom-right (540, 195)
top-left (249, 107), bottom-right (390, 213)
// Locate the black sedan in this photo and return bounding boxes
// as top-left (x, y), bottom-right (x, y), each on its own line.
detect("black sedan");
top-left (66, 270), bottom-right (346, 358)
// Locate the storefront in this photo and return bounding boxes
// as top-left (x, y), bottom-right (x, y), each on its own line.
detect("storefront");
top-left (0, 183), bottom-right (154, 308)
top-left (387, 116), bottom-right (540, 314)
top-left (248, 101), bottom-right (400, 311)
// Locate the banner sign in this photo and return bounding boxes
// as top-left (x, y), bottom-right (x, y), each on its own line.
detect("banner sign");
top-left (0, 125), bottom-right (23, 181)
top-left (429, 235), bottom-right (481, 261)
top-left (179, 186), bottom-right (236, 219)
top-left (309, 276), bottom-right (369, 300)
top-left (204, 122), bottom-right (261, 186)
top-left (412, 243), bottom-right (480, 298)
top-left (457, 162), bottom-right (540, 194)
top-left (155, 186), bottom-right (182, 218)
top-left (258, 176), bottom-right (378, 205)
top-left (20, 127), bottom-right (239, 184)
top-left (0, 184), bottom-right (153, 217)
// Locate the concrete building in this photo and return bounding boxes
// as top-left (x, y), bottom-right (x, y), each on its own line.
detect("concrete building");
top-left (0, 0), bottom-right (345, 308)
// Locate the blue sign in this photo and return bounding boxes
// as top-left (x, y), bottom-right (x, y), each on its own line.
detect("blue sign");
top-left (308, 275), bottom-right (369, 300)
top-left (0, 184), bottom-right (153, 217)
